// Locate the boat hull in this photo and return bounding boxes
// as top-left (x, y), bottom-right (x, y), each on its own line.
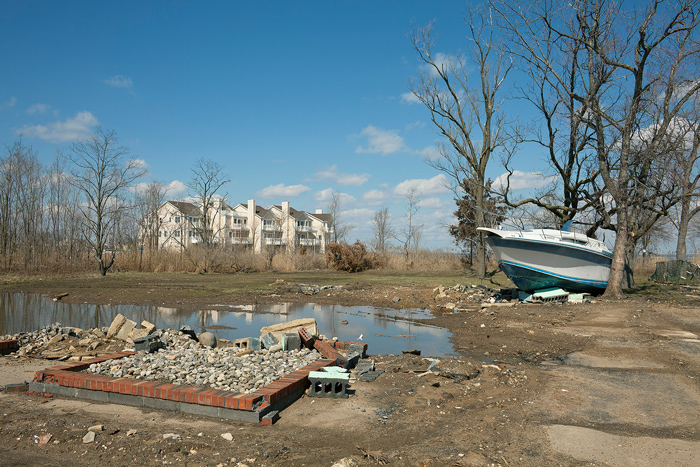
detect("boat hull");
top-left (484, 235), bottom-right (611, 294)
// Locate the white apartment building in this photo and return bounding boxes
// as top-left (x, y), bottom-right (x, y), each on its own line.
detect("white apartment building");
top-left (147, 199), bottom-right (332, 253)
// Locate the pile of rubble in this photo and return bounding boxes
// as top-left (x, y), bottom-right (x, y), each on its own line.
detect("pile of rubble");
top-left (431, 284), bottom-right (594, 311)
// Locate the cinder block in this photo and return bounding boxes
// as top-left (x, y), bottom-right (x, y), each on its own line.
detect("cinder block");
top-left (358, 370), bottom-right (384, 382)
top-left (233, 337), bottom-right (261, 351)
top-left (356, 359), bottom-right (375, 375)
top-left (343, 352), bottom-right (361, 370)
top-left (133, 334), bottom-right (162, 353)
top-left (308, 370), bottom-right (350, 399)
top-left (261, 332), bottom-right (278, 349)
top-left (348, 343), bottom-right (367, 358)
top-left (281, 333), bottom-right (301, 351)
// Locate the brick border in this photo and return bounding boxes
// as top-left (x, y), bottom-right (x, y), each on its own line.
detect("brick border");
top-left (27, 335), bottom-right (358, 424)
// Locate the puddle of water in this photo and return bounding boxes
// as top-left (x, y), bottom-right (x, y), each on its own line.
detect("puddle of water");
top-left (0, 293), bottom-right (461, 357)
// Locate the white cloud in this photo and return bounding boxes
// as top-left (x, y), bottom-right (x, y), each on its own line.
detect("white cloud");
top-left (419, 145), bottom-right (439, 158)
top-left (418, 197), bottom-right (445, 209)
top-left (314, 188), bottom-right (333, 202)
top-left (132, 158), bottom-right (148, 169)
top-left (104, 75), bottom-right (134, 89)
top-left (27, 103), bottom-right (49, 115)
top-left (1, 96), bottom-right (17, 111)
top-left (256, 183), bottom-right (311, 199)
top-left (401, 92), bottom-right (421, 104)
top-left (167, 180), bottom-right (188, 198)
top-left (355, 125), bottom-right (407, 155)
top-left (394, 174), bottom-right (451, 196)
top-left (343, 207), bottom-right (374, 222)
top-left (16, 111), bottom-right (98, 143)
top-left (422, 52), bottom-right (459, 77)
top-left (314, 165), bottom-right (369, 186)
top-left (493, 170), bottom-right (558, 191)
top-left (362, 189), bottom-right (387, 204)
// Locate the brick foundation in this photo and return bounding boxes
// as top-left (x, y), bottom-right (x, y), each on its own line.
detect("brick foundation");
top-left (29, 341), bottom-right (355, 424)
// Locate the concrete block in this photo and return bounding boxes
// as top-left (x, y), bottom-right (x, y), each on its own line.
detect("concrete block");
top-left (128, 328), bottom-right (150, 341)
top-left (115, 319), bottom-right (137, 341)
top-left (358, 370), bottom-right (384, 382)
top-left (348, 343), bottom-right (367, 358)
top-left (356, 359), bottom-right (375, 375)
top-left (261, 332), bottom-right (278, 349)
top-left (281, 333), bottom-right (301, 351)
top-left (233, 337), bottom-right (251, 350)
top-left (344, 352), bottom-right (361, 370)
top-left (308, 370), bottom-right (349, 399)
top-left (106, 314), bottom-right (127, 338)
top-left (234, 337), bottom-right (261, 352)
top-left (133, 334), bottom-right (162, 353)
top-left (141, 321), bottom-right (156, 334)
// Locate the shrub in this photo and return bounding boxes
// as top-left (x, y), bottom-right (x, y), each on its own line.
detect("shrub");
top-left (326, 241), bottom-right (374, 272)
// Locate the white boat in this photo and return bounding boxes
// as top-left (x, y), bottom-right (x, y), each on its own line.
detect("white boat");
top-left (477, 226), bottom-right (612, 294)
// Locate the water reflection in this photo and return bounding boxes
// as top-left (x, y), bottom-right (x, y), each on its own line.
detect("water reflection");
top-left (0, 292), bottom-right (460, 357)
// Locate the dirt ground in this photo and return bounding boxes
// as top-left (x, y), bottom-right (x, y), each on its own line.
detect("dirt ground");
top-left (2, 279), bottom-right (700, 466)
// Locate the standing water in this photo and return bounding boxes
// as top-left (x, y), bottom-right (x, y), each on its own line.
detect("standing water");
top-left (0, 292), bottom-right (461, 357)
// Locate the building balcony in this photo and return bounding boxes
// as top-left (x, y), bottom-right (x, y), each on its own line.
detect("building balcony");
top-left (264, 238), bottom-right (286, 246)
top-left (299, 239), bottom-right (321, 246)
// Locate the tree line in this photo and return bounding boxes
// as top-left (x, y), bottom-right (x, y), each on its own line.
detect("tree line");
top-left (411, 0), bottom-right (700, 297)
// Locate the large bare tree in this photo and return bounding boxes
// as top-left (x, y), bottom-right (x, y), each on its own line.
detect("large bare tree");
top-left (371, 207), bottom-right (394, 253)
top-left (69, 128), bottom-right (145, 276)
top-left (187, 158), bottom-right (230, 272)
top-left (495, 0), bottom-right (700, 297)
top-left (135, 181), bottom-right (168, 270)
top-left (188, 158), bottom-right (230, 247)
top-left (410, 9), bottom-right (513, 278)
top-left (326, 191), bottom-right (354, 244)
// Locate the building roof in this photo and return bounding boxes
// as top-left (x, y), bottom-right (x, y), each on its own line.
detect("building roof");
top-left (165, 201), bottom-right (200, 216)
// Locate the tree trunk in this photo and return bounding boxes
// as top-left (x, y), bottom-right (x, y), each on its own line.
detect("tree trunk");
top-left (676, 196), bottom-right (691, 261)
top-left (603, 211), bottom-right (629, 298)
top-left (475, 182), bottom-right (486, 279)
top-left (623, 239), bottom-right (636, 289)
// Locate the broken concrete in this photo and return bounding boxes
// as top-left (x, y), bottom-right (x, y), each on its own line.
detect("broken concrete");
top-left (260, 318), bottom-right (318, 343)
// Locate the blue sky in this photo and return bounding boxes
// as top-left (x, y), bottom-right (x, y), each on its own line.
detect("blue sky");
top-left (0, 1), bottom-right (546, 249)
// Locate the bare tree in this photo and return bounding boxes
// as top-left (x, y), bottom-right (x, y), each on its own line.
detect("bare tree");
top-left (495, 1), bottom-right (601, 234)
top-left (187, 158), bottom-right (230, 272)
top-left (327, 192), bottom-right (354, 244)
top-left (135, 181), bottom-right (167, 270)
top-left (410, 9), bottom-right (513, 279)
top-left (668, 115), bottom-right (700, 261)
top-left (495, 0), bottom-right (700, 297)
top-left (394, 188), bottom-right (424, 265)
top-left (371, 207), bottom-right (394, 252)
top-left (188, 159), bottom-right (230, 247)
top-left (69, 128), bottom-right (145, 276)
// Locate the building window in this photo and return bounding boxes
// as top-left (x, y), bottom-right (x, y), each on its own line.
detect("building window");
top-left (175, 216), bottom-right (180, 223)
top-left (175, 230), bottom-right (180, 237)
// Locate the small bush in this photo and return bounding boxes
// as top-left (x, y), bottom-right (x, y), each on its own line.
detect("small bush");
top-left (326, 241), bottom-right (374, 272)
